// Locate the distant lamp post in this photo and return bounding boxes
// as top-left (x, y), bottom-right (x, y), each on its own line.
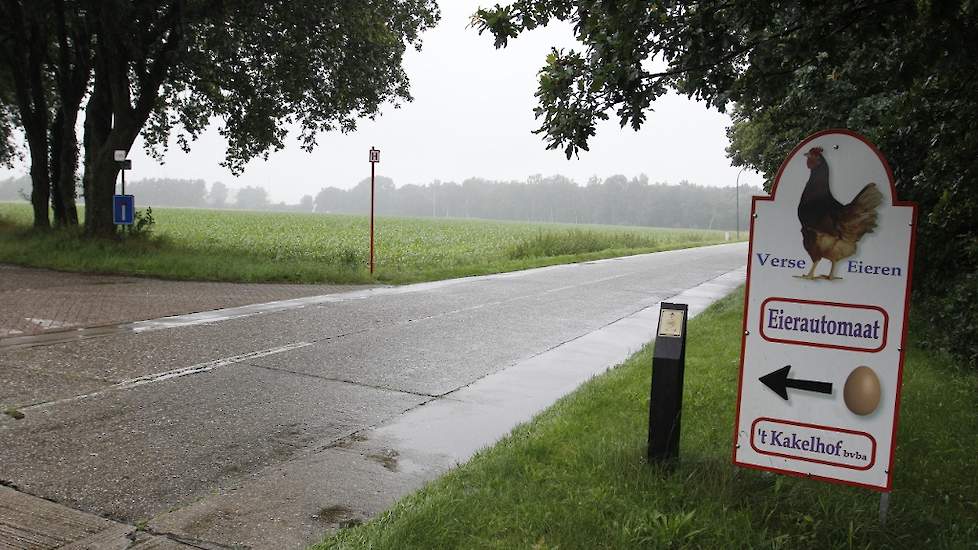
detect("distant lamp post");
top-left (736, 167), bottom-right (746, 240)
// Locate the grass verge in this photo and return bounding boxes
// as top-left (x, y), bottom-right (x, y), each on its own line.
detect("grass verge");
top-left (0, 203), bottom-right (737, 285)
top-left (316, 289), bottom-right (978, 549)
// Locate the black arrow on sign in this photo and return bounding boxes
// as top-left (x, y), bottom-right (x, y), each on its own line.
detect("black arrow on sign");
top-left (759, 365), bottom-right (832, 400)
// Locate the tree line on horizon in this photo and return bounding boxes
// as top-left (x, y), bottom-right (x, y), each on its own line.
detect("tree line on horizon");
top-left (317, 174), bottom-right (757, 230)
top-left (0, 175), bottom-right (315, 212)
top-left (1, 173), bottom-right (758, 231)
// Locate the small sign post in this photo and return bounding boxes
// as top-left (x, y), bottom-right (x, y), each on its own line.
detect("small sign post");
top-left (648, 302), bottom-right (688, 462)
top-left (368, 147), bottom-right (380, 274)
top-left (733, 129), bottom-right (917, 492)
top-left (113, 150), bottom-right (134, 226)
top-left (114, 150), bottom-right (130, 194)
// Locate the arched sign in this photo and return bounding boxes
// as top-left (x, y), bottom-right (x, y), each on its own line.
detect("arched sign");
top-left (732, 129), bottom-right (917, 491)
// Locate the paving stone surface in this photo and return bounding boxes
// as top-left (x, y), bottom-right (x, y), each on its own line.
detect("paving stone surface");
top-left (0, 264), bottom-right (369, 338)
top-left (0, 485), bottom-right (194, 550)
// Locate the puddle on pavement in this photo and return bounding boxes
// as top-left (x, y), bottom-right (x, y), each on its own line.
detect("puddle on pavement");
top-left (331, 432), bottom-right (369, 449)
top-left (365, 449), bottom-right (399, 472)
top-left (316, 504), bottom-right (363, 528)
top-left (316, 504), bottom-right (352, 523)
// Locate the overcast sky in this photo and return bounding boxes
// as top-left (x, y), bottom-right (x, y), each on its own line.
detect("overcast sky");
top-left (2, 1), bottom-right (761, 203)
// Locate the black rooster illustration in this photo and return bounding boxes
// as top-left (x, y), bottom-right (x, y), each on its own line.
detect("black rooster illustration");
top-left (797, 147), bottom-right (883, 280)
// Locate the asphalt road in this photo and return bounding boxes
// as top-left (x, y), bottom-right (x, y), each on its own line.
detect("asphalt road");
top-left (0, 243), bottom-right (747, 548)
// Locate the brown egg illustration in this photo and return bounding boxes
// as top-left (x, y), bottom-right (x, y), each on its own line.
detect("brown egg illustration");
top-left (844, 366), bottom-right (881, 415)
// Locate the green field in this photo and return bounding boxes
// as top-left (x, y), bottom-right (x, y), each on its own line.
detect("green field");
top-left (0, 202), bottom-right (737, 284)
top-left (317, 289), bottom-right (978, 549)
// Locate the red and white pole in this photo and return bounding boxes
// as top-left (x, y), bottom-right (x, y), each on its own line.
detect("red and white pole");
top-left (369, 147), bottom-right (380, 274)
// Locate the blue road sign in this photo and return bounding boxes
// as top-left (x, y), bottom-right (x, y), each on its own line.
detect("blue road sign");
top-left (113, 194), bottom-right (135, 225)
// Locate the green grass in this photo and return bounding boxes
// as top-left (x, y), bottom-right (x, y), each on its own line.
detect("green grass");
top-left (316, 289), bottom-right (978, 549)
top-left (0, 202), bottom-right (737, 284)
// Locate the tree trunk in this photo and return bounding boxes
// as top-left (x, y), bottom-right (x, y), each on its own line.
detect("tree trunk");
top-left (28, 138), bottom-right (50, 229)
top-left (51, 0), bottom-right (86, 228)
top-left (52, 108), bottom-right (80, 227)
top-left (49, 111), bottom-right (67, 226)
top-left (3, 2), bottom-right (52, 229)
top-left (26, 7), bottom-right (50, 229)
top-left (82, 74), bottom-right (117, 238)
top-left (83, 154), bottom-right (118, 238)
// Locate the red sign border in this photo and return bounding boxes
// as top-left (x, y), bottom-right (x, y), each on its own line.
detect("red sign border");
top-left (749, 417), bottom-right (877, 471)
top-left (731, 128), bottom-right (918, 493)
top-left (758, 296), bottom-right (889, 353)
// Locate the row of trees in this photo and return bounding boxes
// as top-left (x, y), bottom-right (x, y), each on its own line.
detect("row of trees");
top-left (0, 175), bottom-right (316, 211)
top-left (473, 0), bottom-right (978, 365)
top-left (4, 172), bottom-right (755, 230)
top-left (315, 175), bottom-right (757, 230)
top-left (0, 0), bottom-right (438, 236)
top-left (122, 178), bottom-right (316, 211)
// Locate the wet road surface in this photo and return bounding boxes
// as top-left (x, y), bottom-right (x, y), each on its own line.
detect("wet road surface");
top-left (0, 243), bottom-right (747, 549)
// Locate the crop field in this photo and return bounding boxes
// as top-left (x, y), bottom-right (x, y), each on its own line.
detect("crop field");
top-left (0, 202), bottom-right (737, 284)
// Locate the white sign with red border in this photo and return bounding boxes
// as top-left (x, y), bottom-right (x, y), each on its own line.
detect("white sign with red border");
top-left (733, 129), bottom-right (917, 491)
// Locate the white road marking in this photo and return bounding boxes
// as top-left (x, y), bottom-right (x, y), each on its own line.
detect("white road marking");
top-left (24, 318), bottom-right (72, 329)
top-left (21, 342), bottom-right (312, 411)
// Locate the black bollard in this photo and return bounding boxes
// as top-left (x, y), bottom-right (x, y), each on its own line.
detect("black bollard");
top-left (648, 302), bottom-right (688, 462)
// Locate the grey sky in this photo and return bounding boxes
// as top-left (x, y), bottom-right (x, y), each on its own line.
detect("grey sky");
top-left (2, 1), bottom-right (761, 203)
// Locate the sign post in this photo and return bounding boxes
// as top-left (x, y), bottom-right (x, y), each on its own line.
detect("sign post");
top-left (113, 150), bottom-right (134, 226)
top-left (368, 147), bottom-right (380, 274)
top-left (733, 129), bottom-right (917, 492)
top-left (113, 195), bottom-right (134, 225)
top-left (648, 302), bottom-right (688, 462)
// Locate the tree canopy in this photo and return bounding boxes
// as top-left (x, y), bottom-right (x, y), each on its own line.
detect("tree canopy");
top-left (473, 1), bottom-right (978, 365)
top-left (141, 0), bottom-right (440, 174)
top-left (0, 0), bottom-right (440, 234)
